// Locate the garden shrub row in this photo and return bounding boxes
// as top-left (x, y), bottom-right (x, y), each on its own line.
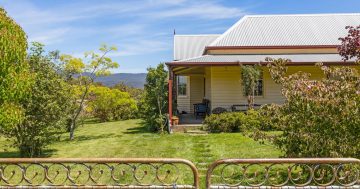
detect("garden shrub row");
top-left (204, 110), bottom-right (272, 133)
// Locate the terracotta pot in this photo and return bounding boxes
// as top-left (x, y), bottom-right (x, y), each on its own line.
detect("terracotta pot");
top-left (171, 117), bottom-right (179, 125)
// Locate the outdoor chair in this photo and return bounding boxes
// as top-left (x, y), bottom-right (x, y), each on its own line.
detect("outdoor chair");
top-left (193, 99), bottom-right (210, 119)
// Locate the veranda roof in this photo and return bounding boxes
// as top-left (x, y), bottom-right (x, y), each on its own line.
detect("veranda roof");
top-left (167, 54), bottom-right (356, 66)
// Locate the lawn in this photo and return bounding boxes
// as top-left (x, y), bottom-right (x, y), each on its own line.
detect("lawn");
top-left (0, 119), bottom-right (282, 186)
top-left (0, 119), bottom-right (281, 159)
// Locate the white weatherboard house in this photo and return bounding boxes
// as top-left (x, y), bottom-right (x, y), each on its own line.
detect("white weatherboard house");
top-left (165, 13), bottom-right (360, 125)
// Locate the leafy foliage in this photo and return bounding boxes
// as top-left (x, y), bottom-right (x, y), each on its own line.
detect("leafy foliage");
top-left (88, 86), bottom-right (138, 122)
top-left (0, 8), bottom-right (32, 134)
top-left (1, 43), bottom-right (73, 157)
top-left (113, 82), bottom-right (144, 118)
top-left (254, 57), bottom-right (360, 158)
top-left (211, 107), bottom-right (228, 114)
top-left (204, 110), bottom-right (262, 133)
top-left (241, 65), bottom-right (262, 109)
top-left (60, 45), bottom-right (119, 140)
top-left (113, 82), bottom-right (143, 101)
top-left (338, 25), bottom-right (360, 62)
top-left (141, 63), bottom-right (168, 132)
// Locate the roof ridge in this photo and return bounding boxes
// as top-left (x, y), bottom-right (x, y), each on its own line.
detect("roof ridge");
top-left (174, 34), bottom-right (221, 36)
top-left (245, 13), bottom-right (360, 18)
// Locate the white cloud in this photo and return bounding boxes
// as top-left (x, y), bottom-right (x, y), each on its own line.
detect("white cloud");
top-left (147, 1), bottom-right (246, 20)
top-left (108, 39), bottom-right (170, 57)
top-left (28, 28), bottom-right (71, 45)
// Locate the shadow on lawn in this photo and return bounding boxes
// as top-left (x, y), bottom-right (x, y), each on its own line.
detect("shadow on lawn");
top-left (0, 149), bottom-right (57, 158)
top-left (71, 133), bottom-right (121, 142)
top-left (123, 123), bottom-right (149, 134)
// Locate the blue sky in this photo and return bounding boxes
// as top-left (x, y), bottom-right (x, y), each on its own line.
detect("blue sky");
top-left (1, 0), bottom-right (360, 73)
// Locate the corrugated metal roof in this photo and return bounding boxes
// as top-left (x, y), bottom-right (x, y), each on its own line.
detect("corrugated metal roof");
top-left (209, 13), bottom-right (360, 47)
top-left (172, 54), bottom-right (349, 63)
top-left (174, 34), bottom-right (220, 60)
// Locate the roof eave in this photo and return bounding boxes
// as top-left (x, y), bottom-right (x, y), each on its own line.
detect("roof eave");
top-left (166, 61), bottom-right (356, 67)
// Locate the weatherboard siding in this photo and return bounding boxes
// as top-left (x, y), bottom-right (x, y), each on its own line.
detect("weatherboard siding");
top-left (176, 76), bottom-right (191, 113)
top-left (210, 66), bottom-right (243, 110)
top-left (209, 66), bottom-right (325, 110)
top-left (190, 76), bottom-right (204, 113)
top-left (177, 65), bottom-right (355, 113)
top-left (205, 67), bottom-right (212, 103)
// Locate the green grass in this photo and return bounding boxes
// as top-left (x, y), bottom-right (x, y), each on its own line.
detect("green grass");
top-left (0, 119), bottom-right (281, 159)
top-left (0, 119), bottom-right (282, 187)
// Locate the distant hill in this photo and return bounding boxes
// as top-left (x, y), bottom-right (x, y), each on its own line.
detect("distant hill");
top-left (94, 73), bottom-right (147, 88)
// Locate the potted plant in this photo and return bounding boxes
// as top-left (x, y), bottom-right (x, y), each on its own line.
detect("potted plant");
top-left (171, 116), bottom-right (179, 125)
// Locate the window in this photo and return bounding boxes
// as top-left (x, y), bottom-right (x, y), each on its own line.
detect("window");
top-left (243, 75), bottom-right (263, 96)
top-left (177, 76), bottom-right (187, 96)
top-left (254, 79), bottom-right (263, 96)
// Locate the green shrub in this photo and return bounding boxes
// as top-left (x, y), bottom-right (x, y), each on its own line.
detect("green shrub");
top-left (88, 86), bottom-right (138, 122)
top-left (211, 107), bottom-right (227, 114)
top-left (256, 57), bottom-right (360, 158)
top-left (204, 110), bottom-right (262, 133)
top-left (257, 105), bottom-right (281, 131)
top-left (141, 63), bottom-right (168, 132)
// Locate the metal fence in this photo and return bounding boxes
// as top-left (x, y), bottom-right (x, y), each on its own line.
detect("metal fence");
top-left (206, 158), bottom-right (360, 189)
top-left (0, 158), bottom-right (199, 189)
top-left (1, 158), bottom-right (360, 188)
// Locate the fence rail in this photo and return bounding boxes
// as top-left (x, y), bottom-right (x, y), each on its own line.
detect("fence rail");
top-left (1, 158), bottom-right (360, 188)
top-left (0, 158), bottom-right (199, 189)
top-left (206, 158), bottom-right (360, 189)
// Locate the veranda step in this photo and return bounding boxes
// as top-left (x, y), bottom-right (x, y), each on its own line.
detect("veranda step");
top-left (186, 130), bottom-right (208, 134)
top-left (171, 125), bottom-right (204, 133)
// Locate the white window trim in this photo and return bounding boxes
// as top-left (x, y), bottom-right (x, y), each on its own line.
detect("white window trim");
top-left (177, 76), bottom-right (188, 97)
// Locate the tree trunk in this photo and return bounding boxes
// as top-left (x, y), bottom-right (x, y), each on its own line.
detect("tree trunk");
top-left (247, 95), bottom-right (254, 110)
top-left (69, 121), bottom-right (75, 140)
top-left (157, 95), bottom-right (163, 132)
top-left (69, 84), bottom-right (90, 140)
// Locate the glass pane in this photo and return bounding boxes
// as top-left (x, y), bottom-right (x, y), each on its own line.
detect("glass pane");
top-left (177, 76), bottom-right (187, 96)
top-left (243, 79), bottom-right (263, 96)
top-left (255, 80), bottom-right (263, 96)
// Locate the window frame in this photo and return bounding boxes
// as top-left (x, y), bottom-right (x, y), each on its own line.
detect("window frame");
top-left (243, 73), bottom-right (264, 97)
top-left (177, 76), bottom-right (188, 97)
top-left (254, 77), bottom-right (264, 97)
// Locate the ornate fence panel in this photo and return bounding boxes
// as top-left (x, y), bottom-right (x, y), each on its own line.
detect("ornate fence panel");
top-left (0, 158), bottom-right (199, 189)
top-left (206, 158), bottom-right (360, 189)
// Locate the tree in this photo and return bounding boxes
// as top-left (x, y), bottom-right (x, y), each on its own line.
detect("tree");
top-left (1, 42), bottom-right (73, 157)
top-left (249, 26), bottom-right (360, 158)
top-left (88, 86), bottom-right (137, 122)
top-left (338, 25), bottom-right (360, 62)
top-left (113, 82), bottom-right (143, 118)
top-left (113, 81), bottom-right (144, 101)
top-left (60, 45), bottom-right (119, 140)
top-left (241, 65), bottom-right (262, 109)
top-left (252, 57), bottom-right (360, 158)
top-left (0, 8), bottom-right (31, 134)
top-left (141, 63), bottom-right (168, 132)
